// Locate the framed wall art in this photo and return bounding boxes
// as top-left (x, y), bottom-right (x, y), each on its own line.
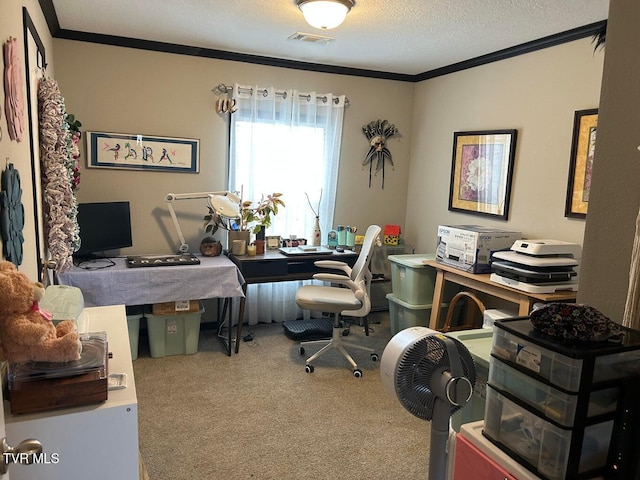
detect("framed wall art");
top-left (448, 129), bottom-right (517, 220)
top-left (87, 131), bottom-right (199, 173)
top-left (565, 109), bottom-right (598, 218)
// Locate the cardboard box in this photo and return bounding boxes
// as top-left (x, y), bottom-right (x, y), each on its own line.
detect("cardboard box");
top-left (152, 300), bottom-right (200, 316)
top-left (436, 225), bottom-right (521, 273)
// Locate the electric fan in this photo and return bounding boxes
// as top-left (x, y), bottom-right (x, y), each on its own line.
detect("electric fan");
top-left (380, 327), bottom-right (476, 480)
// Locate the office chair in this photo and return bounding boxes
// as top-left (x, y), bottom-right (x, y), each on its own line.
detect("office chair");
top-left (295, 224), bottom-right (382, 377)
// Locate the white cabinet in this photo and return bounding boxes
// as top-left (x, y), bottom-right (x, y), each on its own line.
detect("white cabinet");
top-left (3, 305), bottom-right (138, 479)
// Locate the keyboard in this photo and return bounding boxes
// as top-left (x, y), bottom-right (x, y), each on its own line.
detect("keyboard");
top-left (126, 254), bottom-right (201, 268)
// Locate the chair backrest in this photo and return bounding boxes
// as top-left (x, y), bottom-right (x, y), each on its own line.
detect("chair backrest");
top-left (343, 225), bottom-right (381, 317)
top-left (350, 225), bottom-right (382, 283)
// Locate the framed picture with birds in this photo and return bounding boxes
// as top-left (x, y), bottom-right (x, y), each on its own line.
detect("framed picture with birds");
top-left (86, 131), bottom-right (199, 173)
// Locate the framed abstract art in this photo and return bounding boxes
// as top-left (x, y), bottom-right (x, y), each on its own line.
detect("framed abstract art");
top-left (448, 129), bottom-right (517, 220)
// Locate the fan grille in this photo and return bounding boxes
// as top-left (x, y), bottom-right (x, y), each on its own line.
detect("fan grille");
top-left (395, 335), bottom-right (475, 420)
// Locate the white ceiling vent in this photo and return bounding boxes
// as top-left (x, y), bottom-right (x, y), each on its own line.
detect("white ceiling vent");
top-left (288, 32), bottom-right (334, 45)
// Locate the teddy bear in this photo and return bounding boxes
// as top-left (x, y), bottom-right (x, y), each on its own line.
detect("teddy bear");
top-left (0, 261), bottom-right (82, 363)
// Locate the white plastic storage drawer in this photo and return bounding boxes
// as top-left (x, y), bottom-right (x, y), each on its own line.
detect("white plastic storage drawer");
top-left (492, 326), bottom-right (583, 392)
top-left (489, 356), bottom-right (618, 427)
top-left (483, 385), bottom-right (614, 480)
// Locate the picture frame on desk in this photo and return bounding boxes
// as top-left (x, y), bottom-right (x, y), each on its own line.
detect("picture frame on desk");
top-left (448, 129), bottom-right (517, 220)
top-left (87, 131), bottom-right (199, 173)
top-left (565, 109), bottom-right (598, 219)
top-left (266, 235), bottom-right (281, 250)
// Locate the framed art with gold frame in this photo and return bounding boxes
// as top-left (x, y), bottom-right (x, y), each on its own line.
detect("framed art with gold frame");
top-left (565, 109), bottom-right (597, 218)
top-left (266, 235), bottom-right (281, 250)
top-left (448, 129), bottom-right (517, 220)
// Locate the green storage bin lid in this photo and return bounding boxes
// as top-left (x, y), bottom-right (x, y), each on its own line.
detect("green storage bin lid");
top-left (388, 253), bottom-right (436, 268)
top-left (445, 329), bottom-right (493, 369)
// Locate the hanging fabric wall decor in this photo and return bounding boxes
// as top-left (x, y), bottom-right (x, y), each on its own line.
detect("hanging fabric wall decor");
top-left (37, 77), bottom-right (80, 273)
top-left (0, 163), bottom-right (25, 265)
top-left (3, 36), bottom-right (25, 142)
top-left (361, 119), bottom-right (400, 188)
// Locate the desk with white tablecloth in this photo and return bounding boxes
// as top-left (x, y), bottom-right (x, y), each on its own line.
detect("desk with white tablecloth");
top-left (57, 255), bottom-right (245, 354)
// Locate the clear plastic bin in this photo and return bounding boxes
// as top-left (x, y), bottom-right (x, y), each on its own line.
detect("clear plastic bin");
top-left (489, 356), bottom-right (618, 427)
top-left (492, 326), bottom-right (583, 392)
top-left (147, 304), bottom-right (203, 358)
top-left (484, 385), bottom-right (613, 479)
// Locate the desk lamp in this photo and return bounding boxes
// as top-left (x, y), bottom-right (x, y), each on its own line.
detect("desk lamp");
top-left (165, 191), bottom-right (240, 253)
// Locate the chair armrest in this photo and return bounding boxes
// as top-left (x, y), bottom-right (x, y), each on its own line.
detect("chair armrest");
top-left (311, 274), bottom-right (365, 300)
top-left (314, 260), bottom-right (352, 276)
top-left (312, 273), bottom-right (359, 291)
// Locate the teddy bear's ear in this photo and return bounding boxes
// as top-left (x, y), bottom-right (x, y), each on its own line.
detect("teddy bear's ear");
top-left (0, 273), bottom-right (14, 296)
top-left (0, 261), bottom-right (17, 273)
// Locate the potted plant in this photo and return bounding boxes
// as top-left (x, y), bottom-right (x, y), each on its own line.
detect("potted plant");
top-left (204, 192), bottom-right (285, 247)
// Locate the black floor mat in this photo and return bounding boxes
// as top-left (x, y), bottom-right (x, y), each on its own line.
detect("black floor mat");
top-left (282, 318), bottom-right (333, 341)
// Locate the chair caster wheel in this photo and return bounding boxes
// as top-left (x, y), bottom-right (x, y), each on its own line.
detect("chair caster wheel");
top-left (370, 353), bottom-right (379, 362)
top-left (305, 364), bottom-right (314, 373)
top-left (342, 329), bottom-right (350, 336)
top-left (298, 347), bottom-right (305, 355)
top-left (353, 369), bottom-right (363, 378)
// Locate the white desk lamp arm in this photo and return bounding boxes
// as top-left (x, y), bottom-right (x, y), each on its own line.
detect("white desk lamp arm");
top-left (165, 191), bottom-right (238, 253)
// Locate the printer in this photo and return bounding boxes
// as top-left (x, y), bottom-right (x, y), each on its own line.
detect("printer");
top-left (489, 239), bottom-right (581, 293)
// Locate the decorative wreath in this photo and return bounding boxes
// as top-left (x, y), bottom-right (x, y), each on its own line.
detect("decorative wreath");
top-left (38, 77), bottom-right (80, 272)
top-left (0, 163), bottom-right (25, 266)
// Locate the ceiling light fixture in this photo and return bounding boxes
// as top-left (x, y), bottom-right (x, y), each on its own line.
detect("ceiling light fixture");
top-left (296, 0), bottom-right (354, 30)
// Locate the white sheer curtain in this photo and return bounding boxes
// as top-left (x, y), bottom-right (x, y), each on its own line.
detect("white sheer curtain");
top-left (229, 84), bottom-right (346, 325)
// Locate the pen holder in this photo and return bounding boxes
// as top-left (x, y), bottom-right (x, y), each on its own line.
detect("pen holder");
top-left (346, 231), bottom-right (356, 248)
top-left (336, 226), bottom-right (346, 247)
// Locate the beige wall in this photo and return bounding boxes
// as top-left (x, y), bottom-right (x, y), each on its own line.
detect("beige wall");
top-left (580, 0), bottom-right (640, 321)
top-left (52, 40), bottom-right (414, 254)
top-left (406, 38), bottom-right (604, 253)
top-left (0, 0), bottom-right (55, 279)
top-left (2, 2), bottom-right (617, 315)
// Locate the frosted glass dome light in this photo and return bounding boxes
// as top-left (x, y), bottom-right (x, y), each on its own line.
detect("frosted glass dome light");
top-left (297, 0), bottom-right (354, 30)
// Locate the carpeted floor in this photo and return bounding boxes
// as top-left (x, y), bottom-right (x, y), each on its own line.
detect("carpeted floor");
top-left (134, 312), bottom-right (432, 480)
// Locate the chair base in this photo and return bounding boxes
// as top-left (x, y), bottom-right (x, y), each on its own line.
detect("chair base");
top-left (299, 313), bottom-right (378, 377)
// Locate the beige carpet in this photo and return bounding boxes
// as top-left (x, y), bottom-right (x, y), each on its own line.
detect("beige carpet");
top-left (134, 312), bottom-right (431, 480)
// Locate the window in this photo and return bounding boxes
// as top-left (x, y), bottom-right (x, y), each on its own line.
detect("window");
top-left (227, 84), bottom-right (347, 324)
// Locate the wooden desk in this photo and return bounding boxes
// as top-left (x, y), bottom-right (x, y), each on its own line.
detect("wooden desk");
top-left (229, 250), bottom-right (358, 353)
top-left (423, 260), bottom-right (578, 330)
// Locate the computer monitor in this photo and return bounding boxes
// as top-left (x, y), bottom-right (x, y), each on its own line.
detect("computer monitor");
top-left (74, 201), bottom-right (133, 258)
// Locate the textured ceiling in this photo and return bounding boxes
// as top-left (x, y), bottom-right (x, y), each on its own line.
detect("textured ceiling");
top-left (50, 0), bottom-right (609, 76)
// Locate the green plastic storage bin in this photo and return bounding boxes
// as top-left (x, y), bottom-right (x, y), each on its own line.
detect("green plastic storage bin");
top-left (126, 314), bottom-right (141, 361)
top-left (446, 329), bottom-right (493, 432)
top-left (388, 254), bottom-right (458, 305)
top-left (387, 293), bottom-right (435, 335)
top-left (147, 305), bottom-right (203, 358)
